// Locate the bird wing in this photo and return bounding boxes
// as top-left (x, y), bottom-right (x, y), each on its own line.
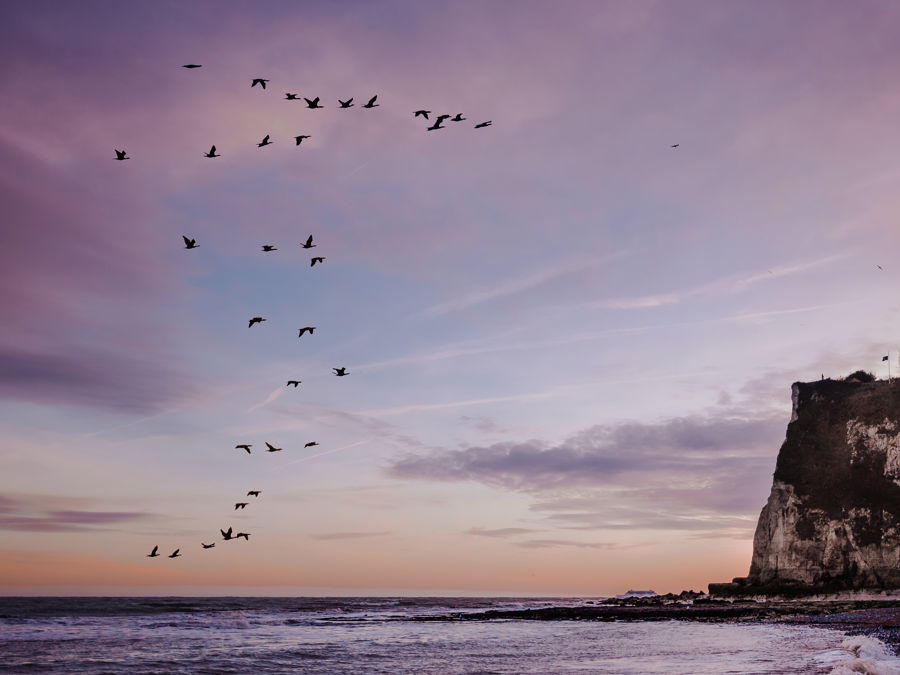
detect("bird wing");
top-left (151, 545), bottom-right (158, 555)
top-left (262, 135), bottom-right (269, 143)
top-left (305, 235), bottom-right (313, 246)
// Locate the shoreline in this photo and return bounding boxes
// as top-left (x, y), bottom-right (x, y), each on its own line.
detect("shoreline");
top-left (414, 600), bottom-right (900, 654)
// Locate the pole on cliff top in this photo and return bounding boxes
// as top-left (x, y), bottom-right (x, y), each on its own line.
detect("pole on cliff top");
top-left (884, 353), bottom-right (892, 382)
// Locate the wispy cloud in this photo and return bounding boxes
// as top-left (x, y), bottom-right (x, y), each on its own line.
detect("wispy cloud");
top-left (354, 302), bottom-right (842, 375)
top-left (248, 387), bottom-right (285, 412)
top-left (590, 253), bottom-right (848, 310)
top-left (358, 392), bottom-right (558, 417)
top-left (311, 531), bottom-right (391, 541)
top-left (515, 539), bottom-right (617, 550)
top-left (464, 527), bottom-right (540, 538)
top-left (419, 250), bottom-right (629, 317)
top-left (0, 494), bottom-right (157, 533)
top-left (283, 440), bottom-right (371, 466)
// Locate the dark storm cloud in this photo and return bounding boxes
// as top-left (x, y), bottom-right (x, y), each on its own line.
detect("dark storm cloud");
top-left (0, 494), bottom-right (156, 532)
top-left (386, 413), bottom-right (785, 492)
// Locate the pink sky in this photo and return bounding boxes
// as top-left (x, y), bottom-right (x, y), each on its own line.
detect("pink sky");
top-left (2, 0), bottom-right (900, 595)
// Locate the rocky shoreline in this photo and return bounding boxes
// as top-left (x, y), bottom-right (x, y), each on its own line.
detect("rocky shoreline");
top-left (413, 597), bottom-right (900, 654)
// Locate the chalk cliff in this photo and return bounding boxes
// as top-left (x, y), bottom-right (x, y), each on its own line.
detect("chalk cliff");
top-left (711, 377), bottom-right (900, 596)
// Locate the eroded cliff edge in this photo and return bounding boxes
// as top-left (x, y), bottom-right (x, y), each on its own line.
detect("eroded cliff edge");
top-left (711, 377), bottom-right (900, 597)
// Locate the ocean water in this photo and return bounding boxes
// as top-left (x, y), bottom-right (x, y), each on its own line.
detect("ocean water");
top-left (1, 597), bottom-right (899, 674)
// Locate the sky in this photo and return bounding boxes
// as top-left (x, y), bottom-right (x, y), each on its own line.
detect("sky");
top-left (2, 0), bottom-right (900, 596)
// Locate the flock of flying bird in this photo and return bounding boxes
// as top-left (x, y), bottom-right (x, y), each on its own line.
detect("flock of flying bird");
top-left (114, 65), bottom-right (493, 168)
top-left (145, 228), bottom-right (346, 561)
top-left (137, 65), bottom-right (456, 562)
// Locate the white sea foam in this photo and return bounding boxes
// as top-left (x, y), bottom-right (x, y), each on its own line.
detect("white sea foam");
top-left (827, 636), bottom-right (900, 675)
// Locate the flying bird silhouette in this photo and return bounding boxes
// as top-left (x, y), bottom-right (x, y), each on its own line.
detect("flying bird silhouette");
top-left (670, 143), bottom-right (679, 148)
top-left (236, 532), bottom-right (250, 541)
top-left (203, 145), bottom-right (220, 158)
top-left (235, 502), bottom-right (248, 510)
top-left (474, 121), bottom-right (492, 128)
top-left (249, 317), bottom-right (266, 327)
top-left (265, 442), bottom-right (282, 452)
top-left (428, 115), bottom-right (451, 131)
top-left (114, 149), bottom-right (129, 161)
top-left (876, 265), bottom-right (884, 270)
top-left (311, 256), bottom-right (325, 267)
top-left (247, 491), bottom-right (261, 497)
top-left (202, 542), bottom-right (215, 549)
top-left (451, 113), bottom-right (465, 122)
top-left (298, 326), bottom-right (316, 337)
top-left (304, 97), bottom-right (323, 108)
top-left (221, 527), bottom-right (234, 540)
top-left (362, 95), bottom-right (379, 108)
top-left (168, 549), bottom-right (181, 558)
top-left (304, 441), bottom-right (319, 448)
top-left (333, 367), bottom-right (348, 377)
top-left (285, 93), bottom-right (300, 100)
top-left (287, 380), bottom-right (301, 387)
top-left (338, 98), bottom-right (353, 108)
top-left (262, 244), bottom-right (277, 252)
top-left (147, 545), bottom-right (159, 558)
top-left (235, 444), bottom-right (252, 454)
top-left (414, 110), bottom-right (431, 119)
top-left (294, 135), bottom-right (311, 146)
top-left (182, 235), bottom-right (198, 249)
top-left (301, 235), bottom-right (316, 249)
top-left (257, 135), bottom-right (272, 148)
top-left (182, 64), bottom-right (202, 69)
top-left (251, 78), bottom-right (269, 89)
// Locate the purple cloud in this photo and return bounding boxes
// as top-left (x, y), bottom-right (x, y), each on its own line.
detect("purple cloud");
top-left (311, 531), bottom-right (391, 541)
top-left (386, 411), bottom-right (785, 536)
top-left (464, 527), bottom-right (539, 538)
top-left (515, 539), bottom-right (617, 550)
top-left (0, 494), bottom-right (156, 532)
top-left (0, 345), bottom-right (193, 414)
top-left (386, 413), bottom-right (784, 491)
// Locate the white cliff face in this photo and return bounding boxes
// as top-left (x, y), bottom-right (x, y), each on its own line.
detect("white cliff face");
top-left (749, 414), bottom-right (900, 588)
top-left (846, 419), bottom-right (900, 481)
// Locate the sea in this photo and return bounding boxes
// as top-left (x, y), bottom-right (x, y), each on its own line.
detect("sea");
top-left (2, 597), bottom-right (900, 674)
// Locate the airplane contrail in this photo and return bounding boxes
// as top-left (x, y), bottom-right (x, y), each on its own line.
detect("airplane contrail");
top-left (284, 439), bottom-right (370, 466)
